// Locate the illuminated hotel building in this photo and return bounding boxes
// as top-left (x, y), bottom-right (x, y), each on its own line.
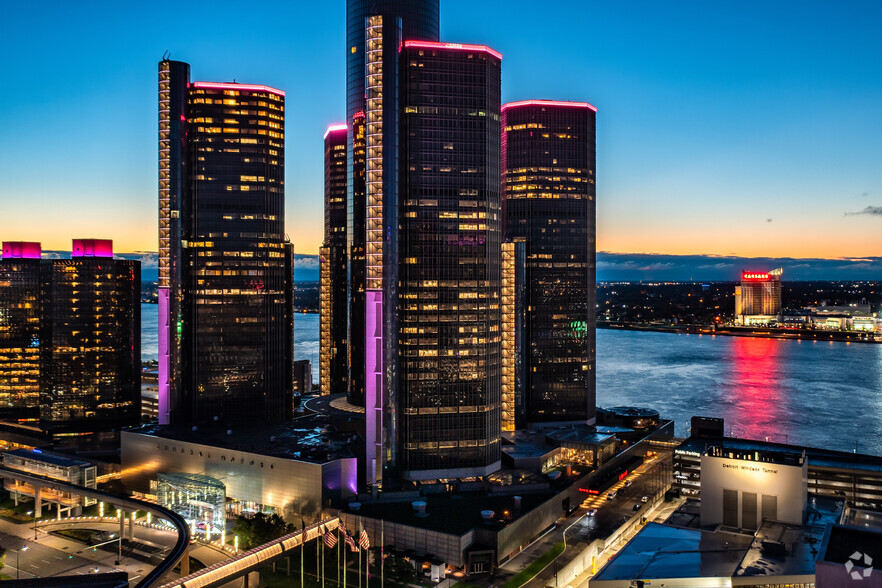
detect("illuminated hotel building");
top-left (735, 268), bottom-right (783, 326)
top-left (320, 124), bottom-right (349, 396)
top-left (361, 36), bottom-right (503, 484)
top-left (158, 59), bottom-right (292, 425)
top-left (346, 0), bottom-right (440, 407)
top-left (0, 240), bottom-right (140, 434)
top-left (501, 100), bottom-right (597, 426)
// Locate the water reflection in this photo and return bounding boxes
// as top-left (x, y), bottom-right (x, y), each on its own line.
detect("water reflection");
top-left (726, 337), bottom-right (785, 443)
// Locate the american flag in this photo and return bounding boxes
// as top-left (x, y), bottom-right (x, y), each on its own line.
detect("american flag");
top-left (323, 530), bottom-right (337, 549)
top-left (359, 528), bottom-right (370, 550)
top-left (343, 529), bottom-right (359, 552)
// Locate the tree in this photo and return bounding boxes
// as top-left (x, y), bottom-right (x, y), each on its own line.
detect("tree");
top-left (232, 513), bottom-right (294, 550)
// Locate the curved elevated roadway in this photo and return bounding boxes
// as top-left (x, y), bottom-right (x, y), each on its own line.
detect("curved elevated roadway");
top-left (0, 465), bottom-right (190, 587)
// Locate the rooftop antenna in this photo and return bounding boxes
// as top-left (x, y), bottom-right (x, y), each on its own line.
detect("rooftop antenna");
top-left (162, 50), bottom-right (170, 61)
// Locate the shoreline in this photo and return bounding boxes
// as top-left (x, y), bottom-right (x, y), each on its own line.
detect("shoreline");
top-left (597, 322), bottom-right (881, 344)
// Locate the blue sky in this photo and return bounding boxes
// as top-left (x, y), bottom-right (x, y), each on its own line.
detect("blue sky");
top-left (1, 1), bottom-right (881, 259)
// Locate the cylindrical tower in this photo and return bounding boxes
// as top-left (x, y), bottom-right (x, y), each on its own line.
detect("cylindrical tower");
top-left (345, 0), bottom-right (440, 407)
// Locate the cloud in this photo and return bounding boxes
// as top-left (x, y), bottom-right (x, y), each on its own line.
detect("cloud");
top-left (293, 256), bottom-right (319, 268)
top-left (637, 263), bottom-right (675, 271)
top-left (697, 262), bottom-right (734, 269)
top-left (845, 206), bottom-right (882, 216)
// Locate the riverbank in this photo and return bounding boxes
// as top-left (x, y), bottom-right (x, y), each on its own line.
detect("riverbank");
top-left (598, 321), bottom-right (881, 344)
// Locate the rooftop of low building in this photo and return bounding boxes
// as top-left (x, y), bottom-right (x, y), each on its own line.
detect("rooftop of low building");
top-left (592, 522), bottom-right (754, 582)
top-left (126, 417), bottom-right (357, 464)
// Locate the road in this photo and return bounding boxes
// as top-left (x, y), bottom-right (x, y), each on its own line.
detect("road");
top-left (498, 449), bottom-right (673, 588)
top-left (0, 517), bottom-right (240, 586)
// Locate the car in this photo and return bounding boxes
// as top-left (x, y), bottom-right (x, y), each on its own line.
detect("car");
top-left (587, 508), bottom-right (598, 516)
top-left (606, 491), bottom-right (617, 500)
top-left (633, 503), bottom-right (642, 512)
top-left (624, 480), bottom-right (632, 487)
top-left (641, 495), bottom-right (649, 503)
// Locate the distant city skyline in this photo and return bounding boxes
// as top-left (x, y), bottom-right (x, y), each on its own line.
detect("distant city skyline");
top-left (1, 1), bottom-right (881, 258)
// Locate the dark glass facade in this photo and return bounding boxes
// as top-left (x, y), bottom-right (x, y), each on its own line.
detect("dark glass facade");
top-left (0, 241), bottom-right (140, 434)
top-left (346, 0), bottom-right (440, 407)
top-left (321, 126), bottom-right (349, 396)
top-left (501, 101), bottom-right (597, 424)
top-left (397, 43), bottom-right (503, 479)
top-left (0, 244), bottom-right (46, 422)
top-left (159, 60), bottom-right (292, 425)
top-left (43, 252), bottom-right (140, 433)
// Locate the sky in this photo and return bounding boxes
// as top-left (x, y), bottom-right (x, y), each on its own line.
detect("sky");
top-left (1, 1), bottom-right (881, 261)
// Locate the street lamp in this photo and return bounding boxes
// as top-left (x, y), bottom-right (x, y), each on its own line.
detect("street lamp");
top-left (27, 510), bottom-right (36, 540)
top-left (14, 546), bottom-right (28, 579)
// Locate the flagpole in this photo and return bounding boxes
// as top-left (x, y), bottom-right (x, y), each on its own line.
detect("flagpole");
top-left (301, 519), bottom-right (305, 588)
top-left (337, 526), bottom-right (341, 587)
top-left (358, 541), bottom-right (362, 588)
top-left (380, 520), bottom-right (384, 588)
top-left (322, 531), bottom-right (325, 588)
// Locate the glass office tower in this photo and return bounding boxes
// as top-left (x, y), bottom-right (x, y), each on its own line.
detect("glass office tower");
top-left (0, 240), bottom-right (140, 434)
top-left (346, 0), bottom-right (440, 407)
top-left (158, 60), bottom-right (292, 425)
top-left (501, 100), bottom-right (597, 425)
top-left (321, 124), bottom-right (349, 396)
top-left (394, 41), bottom-right (503, 480)
top-left (43, 240), bottom-right (141, 433)
top-left (0, 242), bottom-right (46, 423)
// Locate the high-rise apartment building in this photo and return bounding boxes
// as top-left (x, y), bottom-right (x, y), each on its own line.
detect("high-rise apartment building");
top-left (346, 0), bottom-right (440, 407)
top-left (158, 59), bottom-right (292, 425)
top-left (0, 240), bottom-right (140, 434)
top-left (320, 124), bottom-right (349, 396)
top-left (735, 268), bottom-right (783, 325)
top-left (502, 100), bottom-right (597, 426)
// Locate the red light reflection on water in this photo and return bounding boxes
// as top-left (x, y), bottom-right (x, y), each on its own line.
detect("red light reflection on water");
top-left (727, 337), bottom-right (786, 442)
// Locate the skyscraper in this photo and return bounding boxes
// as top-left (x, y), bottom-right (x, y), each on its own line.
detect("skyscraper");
top-left (320, 124), bottom-right (349, 396)
top-left (501, 100), bottom-right (597, 426)
top-left (395, 41), bottom-right (504, 480)
top-left (346, 0), bottom-right (440, 407)
top-left (358, 33), bottom-right (503, 484)
top-left (0, 242), bottom-right (46, 423)
top-left (44, 239), bottom-right (141, 433)
top-left (0, 240), bottom-right (140, 434)
top-left (158, 59), bottom-right (292, 425)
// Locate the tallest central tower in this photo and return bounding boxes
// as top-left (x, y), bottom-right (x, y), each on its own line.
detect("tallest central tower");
top-left (345, 0), bottom-right (440, 409)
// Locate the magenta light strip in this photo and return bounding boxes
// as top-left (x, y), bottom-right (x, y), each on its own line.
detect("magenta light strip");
top-left (192, 81), bottom-right (286, 97)
top-left (158, 289), bottom-right (170, 425)
top-left (324, 123), bottom-right (348, 140)
top-left (403, 40), bottom-right (502, 60)
top-left (365, 290), bottom-right (383, 486)
top-left (502, 99), bottom-right (597, 113)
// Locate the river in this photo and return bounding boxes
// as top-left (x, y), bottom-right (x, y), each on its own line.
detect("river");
top-left (140, 304), bottom-right (882, 455)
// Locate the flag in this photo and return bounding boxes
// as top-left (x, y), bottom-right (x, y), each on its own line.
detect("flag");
top-left (343, 528), bottom-right (359, 552)
top-left (359, 527), bottom-right (370, 550)
top-left (324, 530), bottom-right (338, 549)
